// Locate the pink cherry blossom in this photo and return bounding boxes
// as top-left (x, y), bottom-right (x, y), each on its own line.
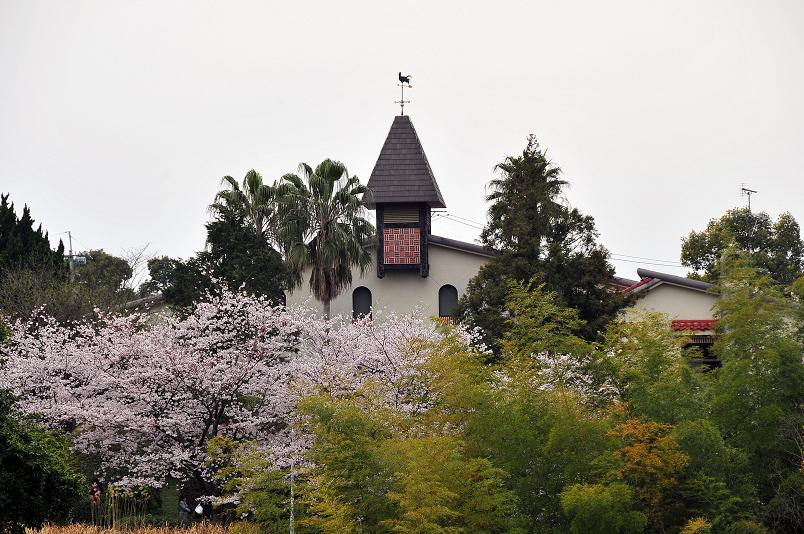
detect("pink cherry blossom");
top-left (0, 285), bottom-right (445, 489)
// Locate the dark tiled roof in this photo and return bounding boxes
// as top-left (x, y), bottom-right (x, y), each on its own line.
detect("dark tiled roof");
top-left (428, 234), bottom-right (497, 257)
top-left (635, 268), bottom-right (714, 291)
top-left (365, 115), bottom-right (446, 208)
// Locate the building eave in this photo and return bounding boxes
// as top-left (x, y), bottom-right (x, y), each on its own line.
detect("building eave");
top-left (427, 234), bottom-right (498, 258)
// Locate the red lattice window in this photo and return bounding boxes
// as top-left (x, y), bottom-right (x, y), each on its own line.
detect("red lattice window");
top-left (383, 227), bottom-right (420, 265)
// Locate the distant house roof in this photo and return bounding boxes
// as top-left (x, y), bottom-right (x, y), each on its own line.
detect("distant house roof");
top-left (611, 276), bottom-right (639, 290)
top-left (123, 293), bottom-right (165, 311)
top-left (624, 268), bottom-right (715, 294)
top-left (365, 115), bottom-right (446, 209)
top-left (428, 234), bottom-right (497, 258)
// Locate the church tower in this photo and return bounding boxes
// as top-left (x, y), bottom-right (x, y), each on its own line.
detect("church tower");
top-left (365, 115), bottom-right (446, 278)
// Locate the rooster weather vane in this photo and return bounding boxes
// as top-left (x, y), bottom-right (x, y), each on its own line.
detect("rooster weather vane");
top-left (396, 72), bottom-right (412, 115)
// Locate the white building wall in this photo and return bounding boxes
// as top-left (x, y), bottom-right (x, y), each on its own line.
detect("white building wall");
top-left (631, 283), bottom-right (718, 319)
top-left (285, 244), bottom-right (491, 318)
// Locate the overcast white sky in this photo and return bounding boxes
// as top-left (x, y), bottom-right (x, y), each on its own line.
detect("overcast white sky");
top-left (2, 0), bottom-right (803, 279)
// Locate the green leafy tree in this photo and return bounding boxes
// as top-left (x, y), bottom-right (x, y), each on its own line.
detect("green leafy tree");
top-left (764, 470), bottom-right (804, 533)
top-left (456, 136), bottom-right (626, 354)
top-left (0, 392), bottom-right (85, 534)
top-left (206, 436), bottom-right (291, 529)
top-left (560, 483), bottom-right (647, 534)
top-left (144, 209), bottom-right (287, 310)
top-left (0, 195), bottom-right (141, 320)
top-left (72, 249), bottom-right (136, 307)
top-left (457, 362), bottom-right (611, 528)
top-left (709, 254), bottom-right (804, 500)
top-left (680, 517), bottom-right (712, 534)
top-left (0, 316), bottom-right (12, 343)
top-left (602, 313), bottom-right (705, 424)
top-left (142, 256), bottom-right (203, 309)
top-left (681, 208), bottom-right (803, 286)
top-left (278, 160), bottom-right (373, 319)
top-left (0, 268), bottom-right (91, 322)
top-left (0, 194), bottom-right (79, 321)
top-left (671, 420), bottom-right (759, 530)
top-left (298, 395), bottom-right (396, 531)
top-left (724, 520), bottom-right (769, 534)
top-left (381, 436), bottom-right (523, 534)
top-left (501, 278), bottom-right (589, 359)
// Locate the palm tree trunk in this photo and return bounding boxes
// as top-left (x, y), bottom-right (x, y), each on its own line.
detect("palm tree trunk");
top-left (323, 299), bottom-right (331, 320)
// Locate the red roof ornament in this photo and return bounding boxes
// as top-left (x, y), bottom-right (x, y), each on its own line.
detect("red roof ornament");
top-left (671, 319), bottom-right (716, 331)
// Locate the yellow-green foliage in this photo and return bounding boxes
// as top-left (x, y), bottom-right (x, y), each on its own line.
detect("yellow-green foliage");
top-left (205, 436), bottom-right (289, 528)
top-left (603, 312), bottom-right (705, 424)
top-left (298, 332), bottom-right (525, 533)
top-left (502, 278), bottom-right (589, 359)
top-left (560, 483), bottom-right (646, 534)
top-left (680, 517), bottom-right (712, 534)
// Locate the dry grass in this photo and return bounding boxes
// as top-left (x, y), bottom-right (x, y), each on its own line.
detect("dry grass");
top-left (29, 524), bottom-right (230, 534)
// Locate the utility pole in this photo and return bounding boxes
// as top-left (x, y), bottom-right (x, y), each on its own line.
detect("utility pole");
top-left (67, 230), bottom-right (75, 282)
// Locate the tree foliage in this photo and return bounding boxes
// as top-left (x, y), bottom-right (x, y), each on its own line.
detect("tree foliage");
top-left (0, 193), bottom-right (65, 275)
top-left (278, 159), bottom-right (374, 319)
top-left (4, 196), bottom-right (804, 532)
top-left (708, 255), bottom-right (804, 507)
top-left (143, 208), bottom-right (287, 311)
top-left (0, 392), bottom-right (85, 534)
top-left (457, 136), bottom-right (626, 354)
top-left (0, 194), bottom-right (139, 321)
top-left (560, 483), bottom-right (647, 534)
top-left (681, 208), bottom-right (804, 286)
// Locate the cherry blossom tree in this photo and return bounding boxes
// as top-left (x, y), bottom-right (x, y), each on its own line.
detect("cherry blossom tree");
top-left (0, 285), bottom-right (444, 490)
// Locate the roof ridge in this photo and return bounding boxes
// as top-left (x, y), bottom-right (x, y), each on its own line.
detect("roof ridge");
top-left (635, 268), bottom-right (714, 291)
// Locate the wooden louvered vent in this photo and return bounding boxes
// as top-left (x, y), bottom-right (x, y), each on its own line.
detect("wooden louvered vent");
top-left (383, 207), bottom-right (419, 224)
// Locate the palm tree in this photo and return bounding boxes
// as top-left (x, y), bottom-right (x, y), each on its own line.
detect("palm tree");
top-left (210, 169), bottom-right (278, 245)
top-left (277, 159), bottom-right (374, 319)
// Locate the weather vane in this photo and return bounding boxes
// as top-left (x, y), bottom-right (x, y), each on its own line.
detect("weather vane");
top-left (396, 72), bottom-right (412, 115)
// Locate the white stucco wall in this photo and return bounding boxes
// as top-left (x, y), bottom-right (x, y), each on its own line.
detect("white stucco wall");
top-left (285, 244), bottom-right (491, 318)
top-left (631, 283), bottom-right (718, 320)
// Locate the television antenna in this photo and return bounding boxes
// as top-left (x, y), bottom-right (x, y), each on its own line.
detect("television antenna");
top-left (740, 184), bottom-right (757, 211)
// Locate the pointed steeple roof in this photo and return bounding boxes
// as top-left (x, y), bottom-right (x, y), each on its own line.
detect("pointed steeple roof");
top-left (365, 115), bottom-right (446, 209)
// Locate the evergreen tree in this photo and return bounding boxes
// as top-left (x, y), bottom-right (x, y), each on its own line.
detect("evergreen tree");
top-left (456, 136), bottom-right (626, 354)
top-left (0, 194), bottom-right (65, 275)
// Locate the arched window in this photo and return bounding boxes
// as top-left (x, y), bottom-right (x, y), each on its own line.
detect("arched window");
top-left (352, 286), bottom-right (372, 319)
top-left (438, 284), bottom-right (458, 318)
